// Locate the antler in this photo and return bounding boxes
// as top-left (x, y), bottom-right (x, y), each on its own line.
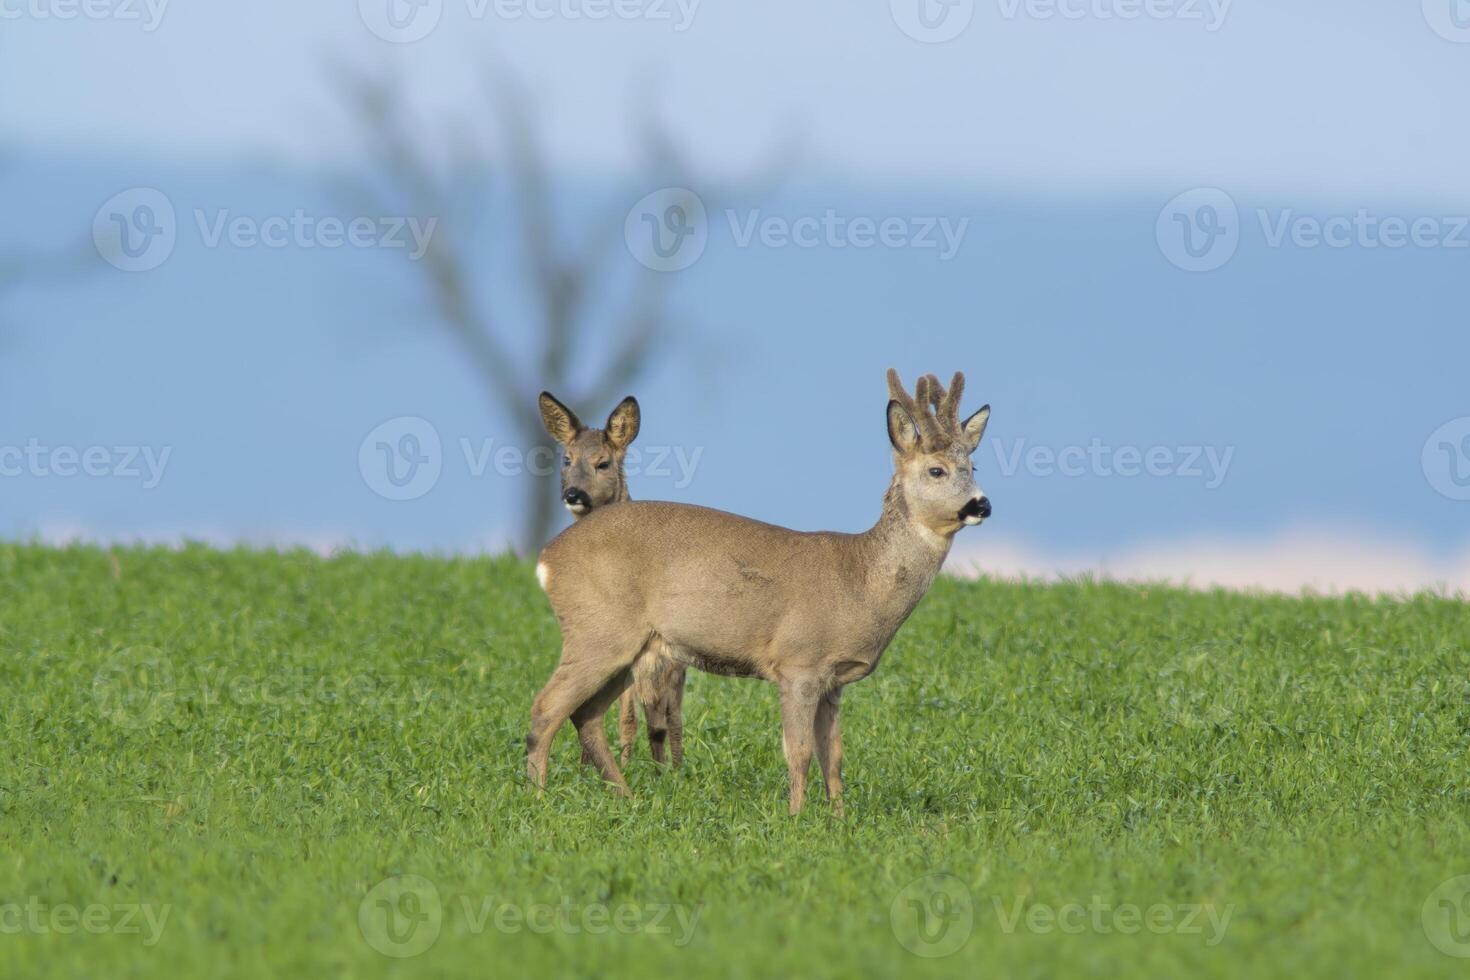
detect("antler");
top-left (886, 368), bottom-right (947, 448)
top-left (933, 371), bottom-right (965, 430)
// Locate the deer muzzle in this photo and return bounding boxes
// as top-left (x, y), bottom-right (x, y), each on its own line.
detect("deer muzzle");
top-left (563, 487), bottom-right (592, 515)
top-left (959, 495), bottom-right (991, 525)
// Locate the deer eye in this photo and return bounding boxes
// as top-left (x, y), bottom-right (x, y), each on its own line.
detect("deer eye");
top-left (927, 467), bottom-right (946, 479)
top-left (596, 461), bottom-right (611, 471)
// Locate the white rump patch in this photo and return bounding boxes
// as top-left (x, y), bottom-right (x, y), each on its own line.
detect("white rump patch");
top-left (536, 561), bottom-right (550, 591)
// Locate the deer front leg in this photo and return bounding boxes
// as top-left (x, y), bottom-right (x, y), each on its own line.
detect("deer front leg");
top-left (814, 687), bottom-right (844, 816)
top-left (779, 678), bottom-right (821, 815)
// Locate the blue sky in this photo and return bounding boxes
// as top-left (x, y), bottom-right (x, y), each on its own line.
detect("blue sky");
top-left (3, 2), bottom-right (1469, 197)
top-left (1, 1), bottom-right (1468, 591)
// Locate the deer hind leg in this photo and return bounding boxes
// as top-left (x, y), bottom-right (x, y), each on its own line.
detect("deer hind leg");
top-left (643, 692), bottom-right (669, 765)
top-left (631, 656), bottom-right (669, 765)
top-left (779, 677), bottom-right (822, 815)
top-left (572, 668), bottom-right (634, 795)
top-left (666, 665), bottom-right (687, 769)
top-left (526, 636), bottom-right (642, 792)
top-left (617, 688), bottom-right (638, 767)
top-left (814, 688), bottom-right (844, 817)
top-left (641, 655), bottom-right (688, 770)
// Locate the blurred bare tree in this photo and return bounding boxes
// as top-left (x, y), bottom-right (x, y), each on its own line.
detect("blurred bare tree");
top-left (331, 65), bottom-right (784, 553)
top-left (0, 155), bottom-right (99, 341)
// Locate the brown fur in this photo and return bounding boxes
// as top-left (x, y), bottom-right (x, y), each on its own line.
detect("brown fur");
top-left (537, 391), bottom-right (689, 771)
top-left (529, 370), bottom-right (992, 813)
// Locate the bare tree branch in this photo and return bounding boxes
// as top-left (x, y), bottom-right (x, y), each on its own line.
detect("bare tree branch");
top-left (330, 60), bottom-right (791, 551)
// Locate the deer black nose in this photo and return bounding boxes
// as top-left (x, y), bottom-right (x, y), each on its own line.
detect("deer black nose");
top-left (977, 496), bottom-right (992, 518)
top-left (563, 488), bottom-right (590, 508)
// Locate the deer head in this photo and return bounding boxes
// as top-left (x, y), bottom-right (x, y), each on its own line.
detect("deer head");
top-left (885, 369), bottom-right (992, 537)
top-left (538, 392), bottom-right (641, 517)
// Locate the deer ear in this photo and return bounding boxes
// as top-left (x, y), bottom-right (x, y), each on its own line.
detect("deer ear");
top-left (605, 396), bottom-right (640, 450)
top-left (887, 400), bottom-right (920, 456)
top-left (962, 405), bottom-right (990, 454)
top-left (538, 391), bottom-right (582, 445)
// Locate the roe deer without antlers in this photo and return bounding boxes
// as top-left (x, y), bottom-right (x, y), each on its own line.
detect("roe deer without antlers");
top-left (538, 391), bottom-right (689, 770)
top-left (528, 369), bottom-right (991, 814)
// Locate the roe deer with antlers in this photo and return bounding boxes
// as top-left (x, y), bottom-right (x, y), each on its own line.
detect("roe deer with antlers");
top-left (538, 391), bottom-right (689, 770)
top-left (528, 369), bottom-right (991, 814)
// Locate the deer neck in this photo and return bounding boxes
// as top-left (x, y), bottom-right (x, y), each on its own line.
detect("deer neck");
top-left (857, 477), bottom-right (953, 619)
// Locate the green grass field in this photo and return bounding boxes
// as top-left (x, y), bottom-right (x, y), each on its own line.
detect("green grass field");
top-left (3, 541), bottom-right (1470, 978)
